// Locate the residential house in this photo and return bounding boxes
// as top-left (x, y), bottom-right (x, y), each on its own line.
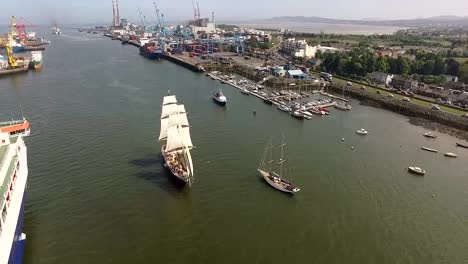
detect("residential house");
top-left (271, 66), bottom-right (287, 77)
top-left (391, 76), bottom-right (418, 90)
top-left (368, 72), bottom-right (394, 86)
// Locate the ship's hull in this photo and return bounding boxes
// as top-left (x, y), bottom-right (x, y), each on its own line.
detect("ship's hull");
top-left (212, 96), bottom-right (226, 105)
top-left (258, 169), bottom-right (299, 193)
top-left (1, 47), bottom-right (25, 53)
top-left (7, 186), bottom-right (27, 264)
top-left (0, 137), bottom-right (28, 264)
top-left (161, 145), bottom-right (191, 186)
top-left (29, 60), bottom-right (42, 70)
top-left (139, 48), bottom-right (163, 60)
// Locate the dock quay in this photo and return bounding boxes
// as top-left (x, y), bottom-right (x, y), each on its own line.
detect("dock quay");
top-left (163, 54), bottom-right (205, 72)
top-left (128, 40), bottom-right (140, 47)
top-left (0, 66), bottom-right (29, 77)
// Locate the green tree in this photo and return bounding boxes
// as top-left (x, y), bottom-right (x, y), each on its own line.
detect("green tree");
top-left (433, 56), bottom-right (446, 75)
top-left (375, 57), bottom-right (389, 72)
top-left (422, 60), bottom-right (435, 75)
top-left (315, 50), bottom-right (323, 60)
top-left (445, 58), bottom-right (460, 76)
top-left (460, 62), bottom-right (468, 83)
top-left (396, 56), bottom-right (410, 75)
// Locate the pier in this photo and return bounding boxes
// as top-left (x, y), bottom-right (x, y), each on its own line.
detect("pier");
top-left (163, 54), bottom-right (205, 72)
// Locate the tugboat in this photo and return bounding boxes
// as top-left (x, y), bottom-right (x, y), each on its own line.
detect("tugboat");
top-left (213, 90), bottom-right (227, 105)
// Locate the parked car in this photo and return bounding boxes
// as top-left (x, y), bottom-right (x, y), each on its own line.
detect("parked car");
top-left (346, 82), bottom-right (352, 86)
top-left (360, 86), bottom-right (366, 90)
top-left (388, 93), bottom-right (394, 98)
top-left (402, 97), bottom-right (411, 102)
top-left (376, 91), bottom-right (381, 94)
top-left (463, 113), bottom-right (468, 117)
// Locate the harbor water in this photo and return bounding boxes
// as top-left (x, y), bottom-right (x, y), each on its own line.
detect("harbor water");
top-left (1, 29), bottom-right (468, 264)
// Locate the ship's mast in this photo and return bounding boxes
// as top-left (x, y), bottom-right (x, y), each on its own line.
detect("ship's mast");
top-left (278, 135), bottom-right (286, 178)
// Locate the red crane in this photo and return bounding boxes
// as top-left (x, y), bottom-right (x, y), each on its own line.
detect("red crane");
top-left (14, 17), bottom-right (37, 41)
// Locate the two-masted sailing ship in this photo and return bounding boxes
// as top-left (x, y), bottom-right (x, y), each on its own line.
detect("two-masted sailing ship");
top-left (158, 95), bottom-right (195, 186)
top-left (258, 136), bottom-right (300, 193)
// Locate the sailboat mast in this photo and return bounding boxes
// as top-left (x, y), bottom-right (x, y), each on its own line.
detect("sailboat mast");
top-left (268, 139), bottom-right (273, 172)
top-left (279, 136), bottom-right (285, 178)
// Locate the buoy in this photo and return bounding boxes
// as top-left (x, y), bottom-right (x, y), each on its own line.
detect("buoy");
top-left (351, 146), bottom-right (354, 150)
top-left (253, 110), bottom-right (256, 115)
top-left (342, 138), bottom-right (345, 141)
top-left (432, 193), bottom-right (435, 198)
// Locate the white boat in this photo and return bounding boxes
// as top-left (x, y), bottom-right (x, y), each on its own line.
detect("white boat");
top-left (258, 137), bottom-right (300, 193)
top-left (444, 152), bottom-right (457, 158)
top-left (0, 118), bottom-right (30, 263)
top-left (335, 103), bottom-right (352, 111)
top-left (240, 88), bottom-right (250, 95)
top-left (356, 128), bottom-right (368, 135)
top-left (277, 104), bottom-right (291, 113)
top-left (421, 147), bottom-right (438, 153)
top-left (159, 95), bottom-right (195, 186)
top-left (408, 166), bottom-right (425, 175)
top-left (51, 26), bottom-right (61, 35)
top-left (424, 132), bottom-right (437, 138)
top-left (303, 113), bottom-right (312, 120)
top-left (291, 111), bottom-right (304, 120)
top-left (213, 90), bottom-right (227, 105)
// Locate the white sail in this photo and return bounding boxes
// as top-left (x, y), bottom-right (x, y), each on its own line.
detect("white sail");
top-left (168, 113), bottom-right (189, 128)
top-left (165, 126), bottom-right (193, 153)
top-left (163, 95), bottom-right (177, 105)
top-left (185, 147), bottom-right (194, 177)
top-left (161, 104), bottom-right (186, 119)
top-left (158, 118), bottom-right (168, 140)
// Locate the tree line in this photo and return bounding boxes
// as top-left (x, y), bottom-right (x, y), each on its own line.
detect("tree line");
top-left (315, 48), bottom-right (466, 84)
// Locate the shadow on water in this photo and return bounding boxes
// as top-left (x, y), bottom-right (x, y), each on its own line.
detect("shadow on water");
top-left (130, 154), bottom-right (187, 193)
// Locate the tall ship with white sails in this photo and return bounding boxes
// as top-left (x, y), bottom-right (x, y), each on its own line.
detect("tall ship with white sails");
top-left (0, 118), bottom-right (30, 264)
top-left (158, 95), bottom-right (195, 186)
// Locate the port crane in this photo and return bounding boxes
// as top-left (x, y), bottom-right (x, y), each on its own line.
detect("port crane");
top-left (6, 16), bottom-right (18, 68)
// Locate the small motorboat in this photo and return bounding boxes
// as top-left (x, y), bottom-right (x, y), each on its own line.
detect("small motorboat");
top-left (444, 152), bottom-right (457, 158)
top-left (408, 166), bottom-right (425, 175)
top-left (456, 142), bottom-right (468, 149)
top-left (277, 104), bottom-right (291, 113)
top-left (213, 90), bottom-right (227, 105)
top-left (263, 98), bottom-right (273, 105)
top-left (356, 128), bottom-right (368, 135)
top-left (421, 147), bottom-right (438, 153)
top-left (303, 112), bottom-right (312, 120)
top-left (240, 88), bottom-right (250, 95)
top-left (291, 111), bottom-right (304, 120)
top-left (424, 132), bottom-right (437, 138)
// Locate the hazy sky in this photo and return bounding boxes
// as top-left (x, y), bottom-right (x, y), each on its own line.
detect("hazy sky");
top-left (1, 0), bottom-right (468, 25)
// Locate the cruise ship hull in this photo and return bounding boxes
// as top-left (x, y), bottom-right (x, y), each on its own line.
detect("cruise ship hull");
top-left (8, 185), bottom-right (27, 264)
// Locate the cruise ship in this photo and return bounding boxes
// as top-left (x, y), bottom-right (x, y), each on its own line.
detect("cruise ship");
top-left (0, 119), bottom-right (30, 264)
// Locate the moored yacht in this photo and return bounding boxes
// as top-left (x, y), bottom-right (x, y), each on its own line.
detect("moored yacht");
top-left (408, 166), bottom-right (425, 175)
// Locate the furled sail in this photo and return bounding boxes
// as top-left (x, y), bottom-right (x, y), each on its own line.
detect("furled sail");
top-left (168, 113), bottom-right (189, 129)
top-left (161, 104), bottom-right (186, 119)
top-left (163, 95), bottom-right (177, 106)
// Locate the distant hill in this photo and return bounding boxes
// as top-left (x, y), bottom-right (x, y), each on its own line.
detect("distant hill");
top-left (265, 16), bottom-right (468, 27)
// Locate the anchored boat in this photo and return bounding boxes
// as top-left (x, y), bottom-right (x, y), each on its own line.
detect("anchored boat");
top-left (408, 166), bottom-right (425, 175)
top-left (158, 95), bottom-right (194, 186)
top-left (421, 147), bottom-right (438, 153)
top-left (258, 136), bottom-right (300, 194)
